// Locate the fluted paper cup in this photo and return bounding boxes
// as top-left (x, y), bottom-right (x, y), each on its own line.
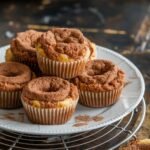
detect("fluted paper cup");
top-left (0, 90), bottom-right (22, 109)
top-left (79, 88), bottom-right (122, 108)
top-left (22, 99), bottom-right (78, 125)
top-left (37, 53), bottom-right (87, 79)
top-left (140, 145), bottom-right (150, 150)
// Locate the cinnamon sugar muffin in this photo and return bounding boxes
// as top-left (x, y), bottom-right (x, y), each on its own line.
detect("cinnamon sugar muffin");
top-left (120, 139), bottom-right (150, 150)
top-left (73, 59), bottom-right (125, 107)
top-left (7, 30), bottom-right (42, 72)
top-left (21, 77), bottom-right (79, 124)
top-left (0, 62), bottom-right (32, 108)
top-left (36, 27), bottom-right (96, 79)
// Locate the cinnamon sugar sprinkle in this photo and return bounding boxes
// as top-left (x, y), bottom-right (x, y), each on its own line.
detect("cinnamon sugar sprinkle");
top-left (73, 114), bottom-right (104, 127)
top-left (92, 116), bottom-right (104, 122)
top-left (73, 122), bottom-right (88, 127)
top-left (75, 115), bottom-right (92, 122)
top-left (0, 112), bottom-right (25, 122)
top-left (3, 114), bottom-right (16, 121)
top-left (124, 80), bottom-right (132, 87)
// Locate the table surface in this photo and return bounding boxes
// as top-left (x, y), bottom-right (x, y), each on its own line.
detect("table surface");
top-left (0, 0), bottom-right (150, 141)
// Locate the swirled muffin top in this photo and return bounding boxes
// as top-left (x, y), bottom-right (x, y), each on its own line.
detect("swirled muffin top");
top-left (11, 30), bottom-right (42, 62)
top-left (37, 28), bottom-right (95, 62)
top-left (0, 62), bottom-right (32, 91)
top-left (22, 77), bottom-right (79, 108)
top-left (73, 60), bottom-right (125, 92)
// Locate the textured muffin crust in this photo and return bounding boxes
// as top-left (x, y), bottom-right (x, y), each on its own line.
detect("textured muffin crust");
top-left (0, 62), bottom-right (32, 91)
top-left (11, 30), bottom-right (42, 62)
top-left (22, 77), bottom-right (79, 108)
top-left (73, 59), bottom-right (125, 92)
top-left (37, 28), bottom-right (95, 61)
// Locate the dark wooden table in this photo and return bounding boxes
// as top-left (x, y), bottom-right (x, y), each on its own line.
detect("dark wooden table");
top-left (0, 0), bottom-right (150, 145)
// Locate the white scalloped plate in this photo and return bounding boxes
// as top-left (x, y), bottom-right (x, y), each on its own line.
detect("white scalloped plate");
top-left (0, 45), bottom-right (145, 135)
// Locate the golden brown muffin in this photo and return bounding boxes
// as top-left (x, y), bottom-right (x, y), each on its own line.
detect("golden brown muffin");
top-left (11, 30), bottom-right (42, 63)
top-left (0, 62), bottom-right (32, 108)
top-left (73, 59), bottom-right (125, 107)
top-left (21, 77), bottom-right (79, 124)
top-left (7, 30), bottom-right (42, 73)
top-left (36, 27), bottom-right (96, 79)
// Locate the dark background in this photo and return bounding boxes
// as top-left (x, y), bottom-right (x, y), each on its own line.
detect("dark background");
top-left (0, 0), bottom-right (150, 139)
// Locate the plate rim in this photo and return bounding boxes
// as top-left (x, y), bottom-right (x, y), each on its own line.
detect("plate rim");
top-left (0, 45), bottom-right (145, 135)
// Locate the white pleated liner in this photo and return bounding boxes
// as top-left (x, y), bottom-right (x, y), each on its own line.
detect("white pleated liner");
top-left (79, 88), bottom-right (122, 108)
top-left (0, 90), bottom-right (22, 108)
top-left (37, 53), bottom-right (87, 79)
top-left (139, 144), bottom-right (150, 150)
top-left (22, 100), bottom-right (78, 125)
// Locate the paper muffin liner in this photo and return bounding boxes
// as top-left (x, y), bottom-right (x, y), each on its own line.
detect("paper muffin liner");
top-left (0, 90), bottom-right (22, 109)
top-left (79, 88), bottom-right (122, 108)
top-left (140, 145), bottom-right (150, 150)
top-left (22, 99), bottom-right (78, 125)
top-left (37, 53), bottom-right (87, 79)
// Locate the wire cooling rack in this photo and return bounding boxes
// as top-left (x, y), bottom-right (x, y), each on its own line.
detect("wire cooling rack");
top-left (0, 98), bottom-right (146, 150)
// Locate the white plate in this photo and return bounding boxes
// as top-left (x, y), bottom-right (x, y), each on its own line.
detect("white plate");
top-left (0, 45), bottom-right (145, 135)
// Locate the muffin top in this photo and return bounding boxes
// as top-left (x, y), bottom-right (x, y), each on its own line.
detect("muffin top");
top-left (22, 77), bottom-right (79, 103)
top-left (0, 62), bottom-right (32, 91)
top-left (73, 60), bottom-right (125, 91)
top-left (11, 30), bottom-right (42, 62)
top-left (37, 28), bottom-right (95, 61)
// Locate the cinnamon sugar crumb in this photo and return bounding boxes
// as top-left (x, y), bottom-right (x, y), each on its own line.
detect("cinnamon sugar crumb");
top-left (73, 114), bottom-right (104, 127)
top-left (75, 115), bottom-right (92, 122)
top-left (92, 115), bottom-right (104, 122)
top-left (4, 114), bottom-right (16, 121)
top-left (0, 112), bottom-right (25, 122)
top-left (73, 122), bottom-right (88, 127)
top-left (124, 81), bottom-right (132, 87)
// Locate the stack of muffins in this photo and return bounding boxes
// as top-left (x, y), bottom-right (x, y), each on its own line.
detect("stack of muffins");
top-left (2, 28), bottom-right (125, 125)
